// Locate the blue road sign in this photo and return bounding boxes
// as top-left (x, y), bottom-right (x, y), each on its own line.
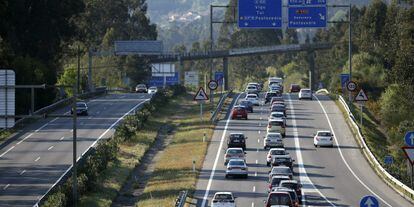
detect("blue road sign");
top-left (288, 0), bottom-right (327, 6)
top-left (384, 155), bottom-right (394, 165)
top-left (149, 72), bottom-right (179, 87)
top-left (360, 195), bottom-right (379, 207)
top-left (238, 0), bottom-right (282, 28)
top-left (288, 6), bottom-right (327, 28)
top-left (405, 131), bottom-right (414, 147)
top-left (340, 74), bottom-right (350, 89)
top-left (215, 72), bottom-right (224, 86)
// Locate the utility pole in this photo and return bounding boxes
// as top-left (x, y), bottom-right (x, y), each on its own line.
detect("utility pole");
top-left (72, 48), bottom-right (80, 206)
top-left (348, 3), bottom-right (353, 103)
top-left (210, 5), bottom-right (214, 105)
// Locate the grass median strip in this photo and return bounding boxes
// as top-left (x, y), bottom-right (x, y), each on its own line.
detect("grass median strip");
top-left (135, 94), bottom-right (230, 207)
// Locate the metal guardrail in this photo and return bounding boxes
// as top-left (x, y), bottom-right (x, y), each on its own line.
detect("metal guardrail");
top-left (210, 91), bottom-right (233, 123)
top-left (338, 95), bottom-right (414, 202)
top-left (175, 190), bottom-right (188, 207)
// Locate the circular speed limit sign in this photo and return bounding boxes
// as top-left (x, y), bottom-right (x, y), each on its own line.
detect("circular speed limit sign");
top-left (208, 80), bottom-right (218, 90)
top-left (346, 81), bottom-right (357, 92)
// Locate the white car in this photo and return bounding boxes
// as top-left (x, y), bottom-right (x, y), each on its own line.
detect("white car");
top-left (266, 148), bottom-right (288, 166)
top-left (212, 192), bottom-right (236, 207)
top-left (269, 112), bottom-right (286, 126)
top-left (245, 85), bottom-right (258, 94)
top-left (314, 130), bottom-right (334, 147)
top-left (267, 119), bottom-right (286, 137)
top-left (225, 158), bottom-right (248, 178)
top-left (298, 88), bottom-right (312, 100)
top-left (147, 86), bottom-right (158, 94)
top-left (245, 93), bottom-right (259, 106)
top-left (264, 132), bottom-right (284, 149)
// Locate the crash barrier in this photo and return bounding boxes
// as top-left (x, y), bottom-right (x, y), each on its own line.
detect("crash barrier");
top-left (174, 190), bottom-right (188, 207)
top-left (210, 90), bottom-right (233, 123)
top-left (338, 95), bottom-right (414, 202)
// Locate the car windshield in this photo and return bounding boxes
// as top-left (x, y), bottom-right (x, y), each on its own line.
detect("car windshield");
top-left (248, 86), bottom-right (256, 89)
top-left (229, 160), bottom-right (245, 165)
top-left (268, 193), bottom-right (291, 205)
top-left (227, 149), bottom-right (242, 154)
top-left (271, 113), bottom-right (284, 118)
top-left (215, 194), bottom-right (233, 200)
top-left (247, 95), bottom-right (257, 98)
top-left (76, 103), bottom-right (86, 107)
top-left (271, 150), bottom-right (285, 155)
top-left (318, 132), bottom-right (331, 136)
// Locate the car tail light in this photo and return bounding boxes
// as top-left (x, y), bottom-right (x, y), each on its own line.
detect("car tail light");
top-left (228, 167), bottom-right (232, 170)
top-left (268, 184), bottom-right (272, 189)
top-left (225, 154), bottom-right (230, 157)
top-left (330, 136), bottom-right (333, 141)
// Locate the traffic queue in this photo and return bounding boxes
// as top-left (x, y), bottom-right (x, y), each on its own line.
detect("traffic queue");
top-left (213, 77), bottom-right (304, 207)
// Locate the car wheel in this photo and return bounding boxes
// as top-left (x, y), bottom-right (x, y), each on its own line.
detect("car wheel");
top-left (244, 174), bottom-right (248, 179)
top-left (85, 112), bottom-right (88, 116)
top-left (314, 144), bottom-right (317, 147)
top-left (225, 174), bottom-right (229, 179)
top-left (266, 162), bottom-right (270, 167)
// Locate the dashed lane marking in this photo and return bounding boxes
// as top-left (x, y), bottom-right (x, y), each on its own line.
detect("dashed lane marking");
top-left (3, 184), bottom-right (10, 190)
top-left (20, 170), bottom-right (26, 175)
top-left (35, 157), bottom-right (40, 162)
top-left (47, 146), bottom-right (54, 151)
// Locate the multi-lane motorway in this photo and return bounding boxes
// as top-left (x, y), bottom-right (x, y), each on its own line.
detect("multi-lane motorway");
top-left (0, 93), bottom-right (151, 207)
top-left (194, 93), bottom-right (413, 207)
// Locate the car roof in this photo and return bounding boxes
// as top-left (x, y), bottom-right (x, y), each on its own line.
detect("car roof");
top-left (269, 191), bottom-right (290, 195)
top-left (272, 166), bottom-right (290, 170)
top-left (269, 148), bottom-right (285, 151)
top-left (317, 130), bottom-right (331, 133)
top-left (280, 180), bottom-right (298, 184)
top-left (267, 132), bottom-right (282, 136)
top-left (228, 158), bottom-right (245, 163)
top-left (269, 118), bottom-right (284, 122)
top-left (273, 187), bottom-right (295, 192)
top-left (271, 175), bottom-right (290, 179)
top-left (227, 147), bottom-right (243, 151)
top-left (230, 133), bottom-right (244, 135)
top-left (214, 192), bottom-right (233, 195)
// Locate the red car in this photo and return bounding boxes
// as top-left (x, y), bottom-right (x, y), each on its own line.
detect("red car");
top-left (264, 191), bottom-right (294, 207)
top-left (231, 106), bottom-right (248, 120)
top-left (290, 84), bottom-right (301, 93)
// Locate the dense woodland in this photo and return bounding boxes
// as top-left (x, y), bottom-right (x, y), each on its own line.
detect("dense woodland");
top-left (0, 0), bottom-right (157, 114)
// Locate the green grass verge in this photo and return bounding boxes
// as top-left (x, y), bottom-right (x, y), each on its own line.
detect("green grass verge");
top-left (0, 129), bottom-right (14, 143)
top-left (77, 97), bottom-right (184, 207)
top-left (135, 94), bottom-right (225, 207)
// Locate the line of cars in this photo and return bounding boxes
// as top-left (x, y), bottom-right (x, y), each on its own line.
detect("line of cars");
top-left (213, 77), bottom-right (335, 207)
top-left (135, 84), bottom-right (158, 95)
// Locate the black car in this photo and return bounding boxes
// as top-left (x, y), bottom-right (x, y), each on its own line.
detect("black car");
top-left (271, 104), bottom-right (286, 116)
top-left (271, 154), bottom-right (295, 171)
top-left (239, 100), bottom-right (254, 113)
top-left (227, 133), bottom-right (247, 150)
top-left (265, 92), bottom-right (278, 104)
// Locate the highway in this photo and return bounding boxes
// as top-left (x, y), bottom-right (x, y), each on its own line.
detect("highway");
top-left (194, 93), bottom-right (413, 207)
top-left (0, 93), bottom-right (151, 207)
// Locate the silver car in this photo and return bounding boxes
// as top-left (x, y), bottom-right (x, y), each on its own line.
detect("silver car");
top-left (71, 102), bottom-right (88, 116)
top-left (269, 166), bottom-right (294, 181)
top-left (264, 132), bottom-right (284, 149)
top-left (224, 148), bottom-right (246, 165)
top-left (225, 158), bottom-right (248, 178)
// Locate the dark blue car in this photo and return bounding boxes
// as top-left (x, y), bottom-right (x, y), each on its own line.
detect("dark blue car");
top-left (239, 100), bottom-right (253, 113)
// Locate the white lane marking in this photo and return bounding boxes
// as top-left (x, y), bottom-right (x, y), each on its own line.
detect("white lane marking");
top-left (251, 202), bottom-right (255, 207)
top-left (288, 94), bottom-right (335, 206)
top-left (3, 184), bottom-right (10, 190)
top-left (17, 133), bottom-right (33, 145)
top-left (20, 170), bottom-right (26, 175)
top-left (256, 160), bottom-right (258, 164)
top-left (201, 94), bottom-right (242, 207)
top-left (260, 117), bottom-right (263, 120)
top-left (35, 98), bottom-right (152, 206)
top-left (35, 157), bottom-right (40, 162)
top-left (60, 136), bottom-right (65, 140)
top-left (314, 95), bottom-right (392, 207)
top-left (255, 171), bottom-right (257, 177)
top-left (257, 138), bottom-right (260, 143)
top-left (0, 146), bottom-right (15, 158)
top-left (258, 130), bottom-right (261, 134)
top-left (47, 146), bottom-right (54, 151)
top-left (253, 186), bottom-right (256, 192)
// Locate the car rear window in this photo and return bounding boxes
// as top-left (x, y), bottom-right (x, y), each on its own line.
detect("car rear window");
top-left (274, 168), bottom-right (291, 174)
top-left (269, 121), bottom-right (284, 126)
top-left (229, 160), bottom-right (244, 165)
top-left (227, 149), bottom-right (242, 154)
top-left (318, 132), bottom-right (331, 136)
top-left (280, 182), bottom-right (298, 189)
top-left (271, 177), bottom-right (288, 185)
top-left (271, 150), bottom-right (285, 155)
top-left (76, 103), bottom-right (86, 107)
top-left (302, 89), bottom-right (311, 93)
top-left (215, 194), bottom-right (233, 200)
top-left (268, 193), bottom-right (291, 205)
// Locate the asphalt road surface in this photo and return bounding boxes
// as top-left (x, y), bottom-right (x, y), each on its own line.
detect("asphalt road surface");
top-left (194, 93), bottom-right (413, 207)
top-left (0, 93), bottom-right (151, 207)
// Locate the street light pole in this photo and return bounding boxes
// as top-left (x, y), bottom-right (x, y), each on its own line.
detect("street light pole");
top-left (348, 3), bottom-right (353, 102)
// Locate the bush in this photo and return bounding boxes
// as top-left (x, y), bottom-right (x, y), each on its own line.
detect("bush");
top-left (379, 84), bottom-right (414, 127)
top-left (42, 190), bottom-right (66, 207)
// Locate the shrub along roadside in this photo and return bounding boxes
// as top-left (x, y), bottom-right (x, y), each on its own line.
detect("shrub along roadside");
top-left (41, 85), bottom-right (186, 207)
top-left (135, 93), bottom-right (234, 206)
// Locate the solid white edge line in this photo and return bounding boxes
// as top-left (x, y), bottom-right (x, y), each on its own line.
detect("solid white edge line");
top-left (34, 98), bottom-right (151, 206)
top-left (201, 94), bottom-right (242, 207)
top-left (0, 146), bottom-right (15, 158)
top-left (287, 94), bottom-right (335, 207)
top-left (313, 94), bottom-right (392, 207)
top-left (3, 184), bottom-right (10, 190)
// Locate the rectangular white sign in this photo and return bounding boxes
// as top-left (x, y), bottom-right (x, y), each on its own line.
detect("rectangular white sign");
top-left (0, 70), bottom-right (15, 128)
top-left (151, 63), bottom-right (175, 77)
top-left (185, 71), bottom-right (199, 87)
